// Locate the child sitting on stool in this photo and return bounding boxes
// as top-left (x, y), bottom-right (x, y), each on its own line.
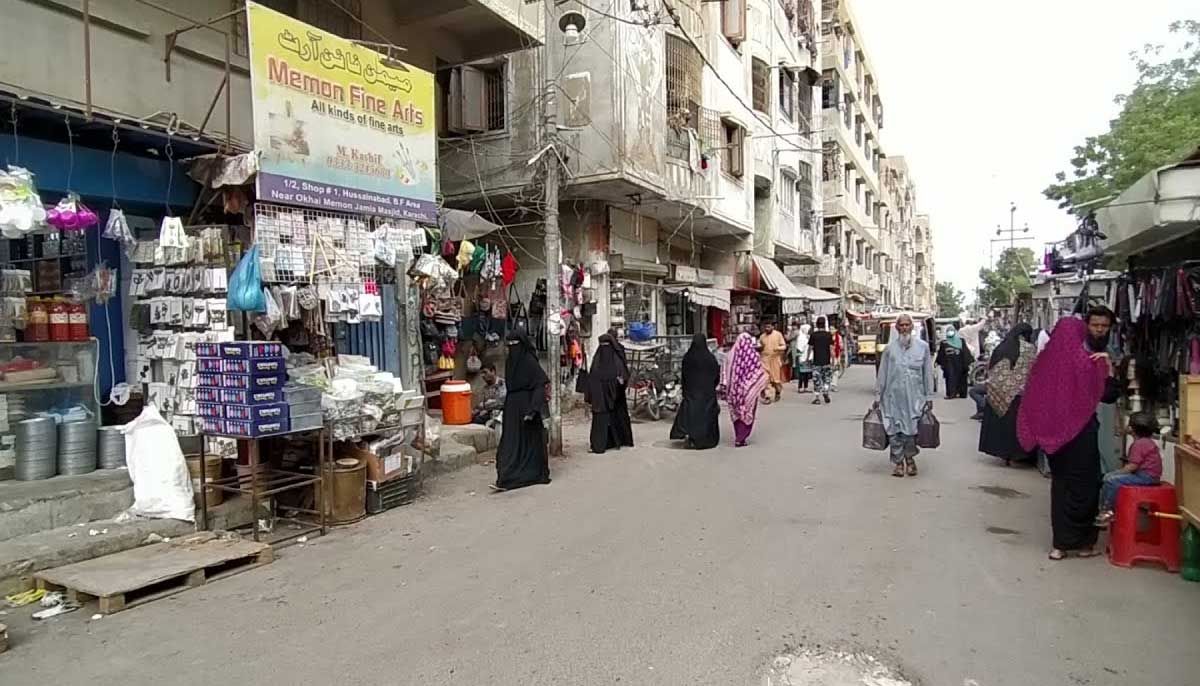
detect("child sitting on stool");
top-left (1095, 412), bottom-right (1163, 526)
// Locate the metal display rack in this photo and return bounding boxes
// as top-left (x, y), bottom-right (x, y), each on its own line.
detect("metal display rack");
top-left (196, 427), bottom-right (329, 545)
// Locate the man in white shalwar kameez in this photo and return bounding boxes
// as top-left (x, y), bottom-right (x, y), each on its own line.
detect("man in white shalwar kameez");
top-left (875, 314), bottom-right (937, 477)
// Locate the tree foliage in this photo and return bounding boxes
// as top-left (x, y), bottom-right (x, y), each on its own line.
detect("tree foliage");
top-left (1044, 20), bottom-right (1200, 212)
top-left (977, 248), bottom-right (1036, 309)
top-left (934, 281), bottom-right (965, 318)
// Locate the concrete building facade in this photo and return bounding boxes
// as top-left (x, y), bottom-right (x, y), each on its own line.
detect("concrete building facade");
top-left (437, 0), bottom-right (823, 345)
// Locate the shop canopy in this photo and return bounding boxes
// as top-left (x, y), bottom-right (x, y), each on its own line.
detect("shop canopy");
top-left (1097, 153), bottom-right (1200, 261)
top-left (684, 287), bottom-right (731, 312)
top-left (752, 255), bottom-right (827, 315)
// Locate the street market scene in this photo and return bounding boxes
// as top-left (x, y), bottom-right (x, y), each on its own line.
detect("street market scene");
top-left (0, 1), bottom-right (1198, 684)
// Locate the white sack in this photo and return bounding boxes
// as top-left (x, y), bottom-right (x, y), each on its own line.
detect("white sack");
top-left (121, 405), bottom-right (195, 522)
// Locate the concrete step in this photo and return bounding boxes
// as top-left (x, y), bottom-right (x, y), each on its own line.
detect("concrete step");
top-left (0, 493), bottom-right (266, 596)
top-left (0, 470), bottom-right (134, 542)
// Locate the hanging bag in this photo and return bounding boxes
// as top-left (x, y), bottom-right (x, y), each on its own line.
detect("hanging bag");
top-left (862, 403), bottom-right (889, 451)
top-left (916, 406), bottom-right (941, 449)
top-left (227, 244), bottom-right (266, 312)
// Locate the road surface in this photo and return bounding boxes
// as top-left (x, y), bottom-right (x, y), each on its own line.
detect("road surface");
top-left (3, 367), bottom-right (1197, 685)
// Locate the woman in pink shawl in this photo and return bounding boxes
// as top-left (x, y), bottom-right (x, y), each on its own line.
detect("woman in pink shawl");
top-left (721, 332), bottom-right (769, 447)
top-left (1018, 317), bottom-right (1117, 560)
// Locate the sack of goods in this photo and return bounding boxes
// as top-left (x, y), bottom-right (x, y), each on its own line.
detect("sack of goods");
top-left (862, 404), bottom-right (889, 451)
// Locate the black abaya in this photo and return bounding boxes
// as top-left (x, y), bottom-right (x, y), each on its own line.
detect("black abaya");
top-left (586, 335), bottom-right (634, 454)
top-left (935, 342), bottom-right (973, 398)
top-left (496, 332), bottom-right (551, 490)
top-left (979, 397), bottom-right (1034, 462)
top-left (1048, 417), bottom-right (1101, 551)
top-left (670, 334), bottom-right (720, 449)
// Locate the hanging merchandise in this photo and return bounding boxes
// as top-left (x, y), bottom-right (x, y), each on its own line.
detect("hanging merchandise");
top-left (158, 216), bottom-right (186, 248)
top-left (501, 251), bottom-right (519, 287)
top-left (456, 240), bottom-right (476, 273)
top-left (227, 245), bottom-right (266, 312)
top-left (0, 166), bottom-right (48, 236)
top-left (490, 281), bottom-right (508, 320)
top-left (373, 223), bottom-right (397, 267)
top-left (46, 193), bottom-right (99, 231)
top-left (479, 245), bottom-right (496, 280)
top-left (102, 209), bottom-right (136, 254)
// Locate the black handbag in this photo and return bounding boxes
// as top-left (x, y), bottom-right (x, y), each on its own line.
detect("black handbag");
top-left (916, 407), bottom-right (941, 449)
top-left (862, 404), bottom-right (888, 451)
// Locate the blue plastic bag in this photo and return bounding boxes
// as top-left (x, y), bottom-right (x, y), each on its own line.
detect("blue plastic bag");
top-left (227, 244), bottom-right (266, 312)
top-left (628, 321), bottom-right (656, 342)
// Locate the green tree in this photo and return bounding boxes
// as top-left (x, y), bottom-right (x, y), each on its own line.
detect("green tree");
top-left (977, 248), bottom-right (1036, 308)
top-left (1044, 20), bottom-right (1200, 212)
top-left (934, 281), bottom-right (965, 318)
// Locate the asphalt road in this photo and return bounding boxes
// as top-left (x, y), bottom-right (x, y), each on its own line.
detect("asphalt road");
top-left (3, 367), bottom-right (1198, 685)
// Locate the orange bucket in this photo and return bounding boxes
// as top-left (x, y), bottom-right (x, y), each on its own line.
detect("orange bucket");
top-left (441, 382), bottom-right (473, 425)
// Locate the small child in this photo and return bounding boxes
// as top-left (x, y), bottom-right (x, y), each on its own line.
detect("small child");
top-left (1095, 412), bottom-right (1163, 526)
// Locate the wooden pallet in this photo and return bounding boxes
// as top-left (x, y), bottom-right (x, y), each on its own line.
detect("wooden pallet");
top-left (34, 533), bottom-right (273, 614)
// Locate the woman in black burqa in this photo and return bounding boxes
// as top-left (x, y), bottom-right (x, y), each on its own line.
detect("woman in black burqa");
top-left (585, 334), bottom-right (635, 453)
top-left (670, 333), bottom-right (721, 449)
top-left (494, 331), bottom-right (551, 491)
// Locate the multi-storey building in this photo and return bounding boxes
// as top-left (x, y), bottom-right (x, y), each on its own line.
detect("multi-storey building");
top-left (438, 0), bottom-right (823, 345)
top-left (881, 156), bottom-right (917, 309)
top-left (807, 0), bottom-right (887, 307)
top-left (914, 214), bottom-right (936, 312)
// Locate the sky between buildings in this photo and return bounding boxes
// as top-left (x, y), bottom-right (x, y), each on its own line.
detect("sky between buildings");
top-left (853, 0), bottom-right (1197, 298)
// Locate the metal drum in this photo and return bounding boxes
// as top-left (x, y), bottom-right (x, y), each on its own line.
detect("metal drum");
top-left (14, 417), bottom-right (57, 481)
top-left (57, 419), bottom-right (98, 476)
top-left (97, 426), bottom-right (126, 470)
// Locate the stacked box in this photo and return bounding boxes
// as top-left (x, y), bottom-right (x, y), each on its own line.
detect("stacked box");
top-left (196, 341), bottom-right (291, 437)
top-left (284, 383), bottom-right (324, 432)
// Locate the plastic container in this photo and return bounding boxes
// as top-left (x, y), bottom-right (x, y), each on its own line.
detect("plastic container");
top-left (440, 382), bottom-right (472, 425)
top-left (1183, 524), bottom-right (1200, 582)
top-left (69, 301), bottom-right (88, 340)
top-left (26, 298), bottom-right (48, 342)
top-left (49, 298), bottom-right (70, 341)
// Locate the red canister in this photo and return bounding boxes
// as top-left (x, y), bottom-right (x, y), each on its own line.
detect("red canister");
top-left (49, 298), bottom-right (70, 341)
top-left (69, 301), bottom-right (88, 341)
top-left (26, 298), bottom-right (49, 342)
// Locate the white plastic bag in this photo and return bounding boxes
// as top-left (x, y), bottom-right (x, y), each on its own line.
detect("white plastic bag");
top-left (120, 405), bottom-right (195, 522)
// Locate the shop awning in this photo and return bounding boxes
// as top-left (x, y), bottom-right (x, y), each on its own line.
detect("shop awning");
top-left (1097, 157), bottom-right (1200, 260)
top-left (685, 287), bottom-right (730, 312)
top-left (440, 208), bottom-right (503, 241)
top-left (752, 255), bottom-right (806, 300)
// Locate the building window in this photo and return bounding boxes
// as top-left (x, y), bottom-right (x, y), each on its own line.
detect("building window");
top-left (779, 68), bottom-right (795, 122)
top-left (751, 58), bottom-right (770, 113)
top-left (821, 72), bottom-right (838, 109)
top-left (844, 165), bottom-right (853, 193)
top-left (778, 170), bottom-right (797, 216)
top-left (822, 141), bottom-right (840, 183)
top-left (854, 117), bottom-right (863, 146)
top-left (797, 79), bottom-right (813, 130)
top-left (666, 33), bottom-right (702, 161)
top-left (842, 94), bottom-right (852, 129)
top-left (797, 161), bottom-right (813, 231)
top-left (720, 119), bottom-right (745, 178)
top-left (442, 60), bottom-right (507, 136)
top-left (232, 0), bottom-right (362, 57)
top-left (722, 0), bottom-right (747, 44)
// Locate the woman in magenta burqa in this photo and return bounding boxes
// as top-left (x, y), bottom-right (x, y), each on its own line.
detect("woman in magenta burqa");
top-left (1017, 317), bottom-right (1117, 560)
top-left (720, 332), bottom-right (769, 447)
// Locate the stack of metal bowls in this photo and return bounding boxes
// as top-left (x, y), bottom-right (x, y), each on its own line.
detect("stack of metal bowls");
top-left (97, 426), bottom-right (126, 470)
top-left (57, 419), bottom-right (98, 476)
top-left (14, 417), bottom-right (57, 481)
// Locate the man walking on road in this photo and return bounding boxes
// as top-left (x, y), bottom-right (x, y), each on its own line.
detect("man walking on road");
top-left (807, 317), bottom-right (835, 405)
top-left (875, 313), bottom-right (936, 477)
top-left (758, 320), bottom-right (787, 404)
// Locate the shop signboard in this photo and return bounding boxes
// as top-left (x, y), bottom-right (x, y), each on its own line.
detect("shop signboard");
top-left (246, 1), bottom-right (436, 221)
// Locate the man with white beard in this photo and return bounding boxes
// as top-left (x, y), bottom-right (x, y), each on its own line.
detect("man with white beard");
top-left (875, 314), bottom-right (937, 477)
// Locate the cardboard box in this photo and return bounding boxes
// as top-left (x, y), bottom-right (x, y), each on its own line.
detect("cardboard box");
top-left (340, 443), bottom-right (412, 483)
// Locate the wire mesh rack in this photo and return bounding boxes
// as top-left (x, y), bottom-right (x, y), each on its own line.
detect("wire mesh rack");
top-left (253, 203), bottom-right (419, 285)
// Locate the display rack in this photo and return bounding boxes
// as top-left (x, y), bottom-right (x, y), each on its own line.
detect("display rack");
top-left (0, 339), bottom-right (99, 469)
top-left (196, 427), bottom-right (329, 545)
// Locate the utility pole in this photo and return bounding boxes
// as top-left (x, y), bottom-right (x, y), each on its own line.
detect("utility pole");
top-left (542, 2), bottom-right (563, 456)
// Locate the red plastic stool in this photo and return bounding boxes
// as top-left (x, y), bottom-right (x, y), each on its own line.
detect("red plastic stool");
top-left (1107, 483), bottom-right (1181, 572)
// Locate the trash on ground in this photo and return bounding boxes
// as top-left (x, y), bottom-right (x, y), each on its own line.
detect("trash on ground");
top-left (31, 601), bottom-right (81, 620)
top-left (4, 589), bottom-right (46, 607)
top-left (90, 614), bottom-right (103, 621)
top-left (296, 536), bottom-right (308, 544)
top-left (39, 592), bottom-right (63, 608)
top-left (142, 533), bottom-right (166, 545)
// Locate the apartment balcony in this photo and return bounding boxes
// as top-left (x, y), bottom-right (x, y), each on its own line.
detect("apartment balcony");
top-left (822, 190), bottom-right (873, 236)
top-left (774, 214), bottom-right (819, 265)
top-left (393, 0), bottom-right (543, 62)
top-left (821, 112), bottom-right (880, 198)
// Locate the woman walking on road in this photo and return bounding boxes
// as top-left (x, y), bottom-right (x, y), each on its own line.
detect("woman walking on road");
top-left (584, 334), bottom-right (635, 454)
top-left (494, 331), bottom-right (551, 491)
top-left (935, 325), bottom-right (974, 399)
top-left (875, 314), bottom-right (936, 477)
top-left (721, 332), bottom-right (768, 447)
top-left (793, 323), bottom-right (813, 392)
top-left (1017, 317), bottom-right (1118, 560)
top-left (979, 323), bottom-right (1037, 465)
top-left (670, 333), bottom-right (721, 449)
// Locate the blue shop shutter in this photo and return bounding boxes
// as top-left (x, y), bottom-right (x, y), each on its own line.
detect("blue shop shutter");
top-left (336, 284), bottom-right (400, 375)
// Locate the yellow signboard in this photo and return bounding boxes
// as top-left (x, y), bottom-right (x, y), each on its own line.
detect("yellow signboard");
top-left (246, 1), bottom-right (436, 220)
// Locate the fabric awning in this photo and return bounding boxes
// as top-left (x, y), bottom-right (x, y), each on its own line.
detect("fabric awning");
top-left (685, 287), bottom-right (730, 312)
top-left (752, 255), bottom-right (806, 299)
top-left (440, 208), bottom-right (502, 241)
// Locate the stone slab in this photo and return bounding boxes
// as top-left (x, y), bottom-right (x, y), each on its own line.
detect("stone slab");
top-left (0, 470), bottom-right (134, 542)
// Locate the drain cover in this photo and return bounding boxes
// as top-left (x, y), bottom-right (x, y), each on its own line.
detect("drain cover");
top-left (766, 648), bottom-right (913, 686)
